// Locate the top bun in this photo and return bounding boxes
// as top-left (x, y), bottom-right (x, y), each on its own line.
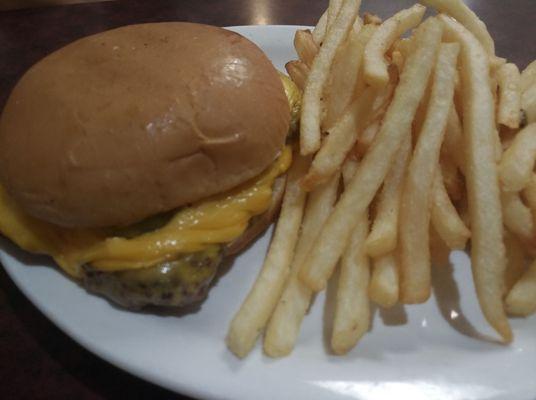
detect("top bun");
top-left (0, 22), bottom-right (290, 228)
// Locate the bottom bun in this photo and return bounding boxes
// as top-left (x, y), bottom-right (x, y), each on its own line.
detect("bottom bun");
top-left (81, 176), bottom-right (286, 309)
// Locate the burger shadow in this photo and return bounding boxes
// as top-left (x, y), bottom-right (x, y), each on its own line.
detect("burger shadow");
top-left (321, 266), bottom-right (378, 357)
top-left (0, 263), bottom-right (188, 400)
top-left (431, 258), bottom-right (502, 345)
top-left (0, 236), bottom-right (57, 268)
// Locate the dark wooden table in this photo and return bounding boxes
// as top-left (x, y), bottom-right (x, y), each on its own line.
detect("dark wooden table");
top-left (1, 1), bottom-right (534, 399)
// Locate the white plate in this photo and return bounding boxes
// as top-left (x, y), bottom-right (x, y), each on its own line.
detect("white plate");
top-left (2, 25), bottom-right (536, 400)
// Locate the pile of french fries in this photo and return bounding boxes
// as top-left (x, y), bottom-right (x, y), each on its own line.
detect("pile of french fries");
top-left (227, 0), bottom-right (536, 358)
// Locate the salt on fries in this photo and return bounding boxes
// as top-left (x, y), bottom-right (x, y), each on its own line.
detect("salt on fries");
top-left (228, 0), bottom-right (536, 358)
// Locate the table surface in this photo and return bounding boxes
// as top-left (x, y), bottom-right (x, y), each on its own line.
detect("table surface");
top-left (1, 0), bottom-right (535, 399)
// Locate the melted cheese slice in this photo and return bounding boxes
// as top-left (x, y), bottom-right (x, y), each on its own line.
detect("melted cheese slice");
top-left (0, 146), bottom-right (291, 277)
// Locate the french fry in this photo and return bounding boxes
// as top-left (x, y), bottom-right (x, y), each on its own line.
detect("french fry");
top-left (420, 0), bottom-right (495, 55)
top-left (299, 18), bottom-right (443, 292)
top-left (332, 160), bottom-right (369, 354)
top-left (327, 0), bottom-right (344, 33)
top-left (312, 10), bottom-right (329, 45)
top-left (521, 84), bottom-right (536, 125)
top-left (369, 81), bottom-right (396, 122)
top-left (294, 30), bottom-right (320, 68)
top-left (429, 224), bottom-right (452, 267)
top-left (399, 42), bottom-right (460, 304)
top-left (521, 60), bottom-right (536, 92)
top-left (499, 123), bottom-right (536, 192)
top-left (431, 170), bottom-right (471, 250)
top-left (364, 12), bottom-right (382, 25)
top-left (440, 14), bottom-right (512, 342)
top-left (300, 0), bottom-right (362, 155)
top-left (496, 63), bottom-right (522, 129)
top-left (355, 120), bottom-right (380, 157)
top-left (363, 4), bottom-right (426, 88)
top-left (325, 24), bottom-right (376, 128)
top-left (442, 104), bottom-right (465, 173)
top-left (391, 50), bottom-right (405, 73)
top-left (355, 83), bottom-right (396, 157)
top-left (500, 126), bottom-right (519, 152)
top-left (393, 37), bottom-right (414, 61)
top-left (369, 252), bottom-right (399, 308)
top-left (302, 88), bottom-right (376, 190)
top-left (506, 259), bottom-right (536, 316)
top-left (412, 78), bottom-right (432, 140)
top-left (441, 155), bottom-right (464, 201)
top-left (341, 157), bottom-right (359, 184)
top-left (522, 174), bottom-right (536, 225)
top-left (332, 210), bottom-right (370, 355)
top-left (501, 191), bottom-right (535, 247)
top-left (264, 172), bottom-right (340, 358)
top-left (285, 60), bottom-right (309, 91)
top-left (504, 230), bottom-right (528, 294)
top-left (226, 155), bottom-right (309, 358)
top-left (365, 135), bottom-right (411, 258)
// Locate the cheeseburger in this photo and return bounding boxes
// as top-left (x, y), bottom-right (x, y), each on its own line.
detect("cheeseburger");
top-left (0, 22), bottom-right (300, 308)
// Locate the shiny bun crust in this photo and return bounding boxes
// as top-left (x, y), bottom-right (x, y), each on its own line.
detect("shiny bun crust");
top-left (0, 22), bottom-right (290, 228)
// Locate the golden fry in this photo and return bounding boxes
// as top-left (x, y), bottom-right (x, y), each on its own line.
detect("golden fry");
top-left (442, 104), bottom-right (465, 173)
top-left (363, 4), bottom-right (426, 88)
top-left (264, 172), bottom-right (340, 357)
top-left (365, 135), bottom-right (411, 258)
top-left (431, 170), bottom-right (471, 250)
top-left (299, 18), bottom-right (443, 292)
top-left (294, 30), bottom-right (320, 68)
top-left (369, 252), bottom-right (399, 308)
top-left (504, 230), bottom-right (528, 294)
top-left (399, 42), bottom-right (460, 303)
top-left (285, 60), bottom-right (309, 91)
top-left (420, 0), bottom-right (495, 55)
top-left (501, 191), bottom-right (535, 246)
top-left (496, 63), bottom-right (521, 129)
top-left (300, 0), bottom-right (362, 155)
top-left (331, 210), bottom-right (370, 354)
top-left (325, 24), bottom-right (376, 128)
top-left (226, 155), bottom-right (309, 358)
top-left (302, 88), bottom-right (376, 190)
top-left (506, 259), bottom-right (536, 316)
top-left (440, 14), bottom-right (512, 342)
top-left (521, 60), bottom-right (536, 92)
top-left (312, 10), bottom-right (329, 45)
top-left (499, 123), bottom-right (536, 192)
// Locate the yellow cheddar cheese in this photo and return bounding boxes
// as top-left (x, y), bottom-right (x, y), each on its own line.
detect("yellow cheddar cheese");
top-left (0, 146), bottom-right (292, 277)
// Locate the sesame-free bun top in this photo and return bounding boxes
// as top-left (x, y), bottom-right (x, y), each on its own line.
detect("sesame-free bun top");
top-left (0, 22), bottom-right (290, 228)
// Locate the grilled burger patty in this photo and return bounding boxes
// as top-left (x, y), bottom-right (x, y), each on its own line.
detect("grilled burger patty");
top-left (81, 176), bottom-right (286, 308)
